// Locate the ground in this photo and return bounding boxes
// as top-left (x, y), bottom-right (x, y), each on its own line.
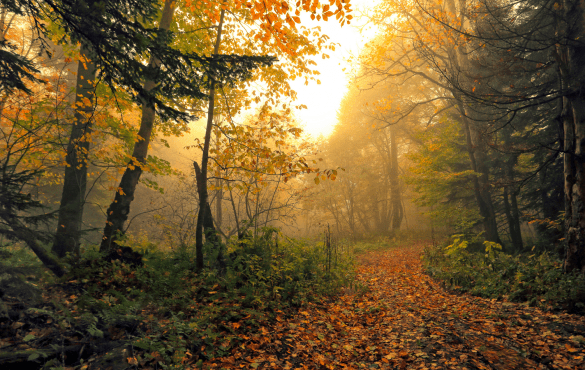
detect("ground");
top-left (1, 244), bottom-right (585, 369)
top-left (205, 244), bottom-right (585, 369)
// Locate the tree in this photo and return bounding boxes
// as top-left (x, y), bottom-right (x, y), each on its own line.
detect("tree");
top-left (406, 0), bottom-right (585, 269)
top-left (99, 0), bottom-right (277, 253)
top-left (51, 43), bottom-right (96, 258)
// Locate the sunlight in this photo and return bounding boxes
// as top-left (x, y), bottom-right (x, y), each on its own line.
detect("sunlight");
top-left (293, 0), bottom-right (379, 139)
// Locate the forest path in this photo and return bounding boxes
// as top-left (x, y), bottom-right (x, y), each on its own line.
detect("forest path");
top-left (205, 244), bottom-right (585, 369)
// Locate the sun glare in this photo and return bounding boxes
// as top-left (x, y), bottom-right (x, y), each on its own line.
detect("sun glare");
top-left (292, 0), bottom-right (378, 139)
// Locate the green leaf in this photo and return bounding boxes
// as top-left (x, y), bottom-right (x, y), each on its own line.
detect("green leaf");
top-left (27, 352), bottom-right (40, 361)
top-left (23, 334), bottom-right (36, 342)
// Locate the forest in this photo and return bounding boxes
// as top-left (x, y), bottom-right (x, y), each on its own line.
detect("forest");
top-left (1, 0), bottom-right (585, 369)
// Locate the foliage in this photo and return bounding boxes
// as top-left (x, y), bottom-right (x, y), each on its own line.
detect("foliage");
top-left (45, 228), bottom-right (355, 367)
top-left (424, 238), bottom-right (585, 313)
top-left (404, 115), bottom-right (482, 233)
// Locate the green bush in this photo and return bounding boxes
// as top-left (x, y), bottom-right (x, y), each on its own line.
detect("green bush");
top-left (423, 237), bottom-right (585, 313)
top-left (64, 227), bottom-right (355, 366)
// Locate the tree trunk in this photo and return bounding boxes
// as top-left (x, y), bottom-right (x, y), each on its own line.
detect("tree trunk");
top-left (503, 183), bottom-right (523, 252)
top-left (52, 42), bottom-right (96, 258)
top-left (559, 0), bottom-right (585, 273)
top-left (445, 0), bottom-right (501, 245)
top-left (461, 116), bottom-right (502, 244)
top-left (389, 127), bottom-right (403, 231)
top-left (194, 162), bottom-right (220, 260)
top-left (501, 122), bottom-right (523, 251)
top-left (99, 0), bottom-right (176, 252)
top-left (509, 188), bottom-right (523, 250)
top-left (195, 8), bottom-right (225, 271)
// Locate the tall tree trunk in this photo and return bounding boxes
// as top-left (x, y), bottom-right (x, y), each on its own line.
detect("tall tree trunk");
top-left (445, 0), bottom-right (501, 245)
top-left (506, 157), bottom-right (523, 251)
top-left (502, 122), bottom-right (523, 252)
top-left (559, 0), bottom-right (585, 273)
top-left (389, 127), bottom-right (403, 231)
top-left (100, 0), bottom-right (176, 252)
top-left (215, 133), bottom-right (223, 234)
top-left (509, 188), bottom-right (523, 250)
top-left (503, 184), bottom-right (523, 252)
top-left (195, 8), bottom-right (225, 271)
top-left (52, 42), bottom-right (96, 258)
top-left (461, 115), bottom-right (502, 244)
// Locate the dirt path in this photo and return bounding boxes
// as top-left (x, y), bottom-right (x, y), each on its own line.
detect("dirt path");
top-left (205, 244), bottom-right (585, 369)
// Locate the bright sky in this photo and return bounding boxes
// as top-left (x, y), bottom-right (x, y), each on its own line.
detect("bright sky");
top-left (292, 0), bottom-right (377, 139)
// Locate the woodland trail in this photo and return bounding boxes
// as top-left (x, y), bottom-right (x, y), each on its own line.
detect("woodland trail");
top-left (205, 244), bottom-right (585, 369)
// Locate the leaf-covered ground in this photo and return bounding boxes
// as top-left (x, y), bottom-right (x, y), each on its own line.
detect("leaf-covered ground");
top-left (205, 244), bottom-right (585, 369)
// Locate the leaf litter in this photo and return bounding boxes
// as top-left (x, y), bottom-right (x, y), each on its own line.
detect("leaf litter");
top-left (205, 243), bottom-right (585, 369)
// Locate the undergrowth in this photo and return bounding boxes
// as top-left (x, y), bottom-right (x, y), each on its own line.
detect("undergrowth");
top-left (423, 236), bottom-right (585, 314)
top-left (53, 227), bottom-right (356, 368)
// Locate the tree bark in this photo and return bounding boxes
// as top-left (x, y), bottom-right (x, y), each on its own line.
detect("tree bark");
top-left (100, 0), bottom-right (176, 252)
top-left (195, 8), bottom-right (225, 271)
top-left (559, 0), bottom-right (585, 273)
top-left (52, 42), bottom-right (96, 258)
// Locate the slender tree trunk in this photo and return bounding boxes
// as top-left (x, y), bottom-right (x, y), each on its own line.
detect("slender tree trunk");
top-left (195, 8), bottom-right (225, 271)
top-left (100, 0), bottom-right (176, 252)
top-left (215, 134), bottom-right (223, 235)
top-left (52, 42), bottom-right (96, 257)
top-left (505, 157), bottom-right (523, 251)
top-left (389, 127), bottom-right (403, 231)
top-left (510, 189), bottom-right (523, 250)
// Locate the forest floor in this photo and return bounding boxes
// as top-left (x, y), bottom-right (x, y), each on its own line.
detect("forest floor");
top-left (2, 243), bottom-right (585, 369)
top-left (204, 244), bottom-right (585, 369)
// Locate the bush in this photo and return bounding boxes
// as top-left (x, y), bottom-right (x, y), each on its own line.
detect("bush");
top-left (423, 237), bottom-right (585, 313)
top-left (63, 227), bottom-right (355, 366)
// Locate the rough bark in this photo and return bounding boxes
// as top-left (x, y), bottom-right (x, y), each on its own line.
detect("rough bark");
top-left (560, 0), bottom-right (585, 273)
top-left (52, 42), bottom-right (96, 258)
top-left (99, 0), bottom-right (176, 252)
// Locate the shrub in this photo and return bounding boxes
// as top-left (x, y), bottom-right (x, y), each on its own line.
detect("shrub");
top-left (423, 237), bottom-right (585, 313)
top-left (63, 227), bottom-right (355, 366)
